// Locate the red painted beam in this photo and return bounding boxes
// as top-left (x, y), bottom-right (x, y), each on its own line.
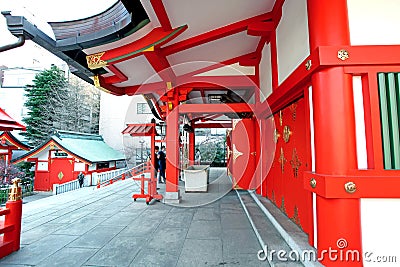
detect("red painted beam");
top-left (87, 26), bottom-right (187, 67)
top-left (176, 75), bottom-right (257, 88)
top-left (255, 44), bottom-right (400, 117)
top-left (150, 0), bottom-right (172, 31)
top-left (304, 170), bottom-right (400, 198)
top-left (194, 122), bottom-right (232, 128)
top-left (179, 52), bottom-right (258, 78)
top-left (200, 89), bottom-right (206, 104)
top-left (162, 13), bottom-right (272, 56)
top-left (124, 74), bottom-right (257, 108)
top-left (179, 103), bottom-right (254, 114)
top-left (271, 0), bottom-right (284, 27)
top-left (318, 45), bottom-right (400, 66)
top-left (144, 49), bottom-right (176, 82)
top-left (124, 81), bottom-right (167, 95)
top-left (96, 75), bottom-right (126, 96)
top-left (247, 21), bottom-right (274, 36)
top-left (104, 65), bottom-right (128, 84)
top-left (255, 36), bottom-right (268, 59)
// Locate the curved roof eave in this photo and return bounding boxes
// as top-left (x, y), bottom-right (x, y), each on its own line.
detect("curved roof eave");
top-left (2, 0), bottom-right (149, 88)
top-left (12, 136), bottom-right (125, 165)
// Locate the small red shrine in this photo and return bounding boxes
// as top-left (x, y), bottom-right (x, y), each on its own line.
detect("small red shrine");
top-left (0, 108), bottom-right (25, 133)
top-left (0, 131), bottom-right (31, 164)
top-left (13, 130), bottom-right (125, 191)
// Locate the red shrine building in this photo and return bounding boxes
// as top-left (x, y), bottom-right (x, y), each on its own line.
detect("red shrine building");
top-left (3, 0), bottom-right (400, 266)
top-left (0, 109), bottom-right (27, 163)
top-left (12, 130), bottom-right (125, 191)
top-left (0, 131), bottom-right (30, 164)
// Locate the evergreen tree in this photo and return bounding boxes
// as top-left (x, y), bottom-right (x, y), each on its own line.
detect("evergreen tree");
top-left (22, 65), bottom-right (68, 146)
top-left (22, 66), bottom-right (101, 146)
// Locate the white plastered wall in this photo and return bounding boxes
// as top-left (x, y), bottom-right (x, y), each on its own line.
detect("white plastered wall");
top-left (88, 164), bottom-right (96, 171)
top-left (259, 43), bottom-right (272, 102)
top-left (348, 0), bottom-right (400, 45)
top-left (99, 92), bottom-right (132, 152)
top-left (99, 92), bottom-right (149, 154)
top-left (35, 146), bottom-right (50, 171)
top-left (74, 162), bottom-right (85, 172)
top-left (276, 0), bottom-right (310, 84)
top-left (347, 1), bottom-right (400, 265)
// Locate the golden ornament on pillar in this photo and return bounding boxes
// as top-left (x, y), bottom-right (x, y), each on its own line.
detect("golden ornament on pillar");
top-left (278, 147), bottom-right (286, 173)
top-left (290, 148), bottom-right (301, 178)
top-left (8, 178), bottom-right (22, 201)
top-left (273, 129), bottom-right (281, 143)
top-left (337, 49), bottom-right (349, 61)
top-left (166, 81), bottom-right (173, 90)
top-left (305, 59), bottom-right (312, 70)
top-left (310, 178), bottom-right (317, 189)
top-left (283, 126), bottom-right (292, 143)
top-left (344, 181), bottom-right (357, 194)
top-left (289, 102), bottom-right (298, 121)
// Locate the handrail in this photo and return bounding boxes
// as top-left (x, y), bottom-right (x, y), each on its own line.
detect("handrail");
top-left (53, 179), bottom-right (80, 195)
top-left (129, 162), bottom-right (152, 177)
top-left (92, 167), bottom-right (129, 186)
top-left (95, 162), bottom-right (152, 189)
top-left (0, 178), bottom-right (23, 259)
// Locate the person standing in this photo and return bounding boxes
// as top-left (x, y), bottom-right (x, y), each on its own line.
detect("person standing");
top-left (154, 146), bottom-right (161, 182)
top-left (77, 172), bottom-right (84, 188)
top-left (158, 146), bottom-right (166, 183)
top-left (195, 148), bottom-right (201, 165)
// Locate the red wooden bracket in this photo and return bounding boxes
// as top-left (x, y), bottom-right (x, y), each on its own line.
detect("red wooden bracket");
top-left (304, 170), bottom-right (400, 198)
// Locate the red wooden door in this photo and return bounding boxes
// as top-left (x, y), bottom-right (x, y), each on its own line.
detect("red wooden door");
top-left (230, 118), bottom-right (258, 190)
top-left (265, 97), bottom-right (313, 243)
top-left (49, 158), bottom-right (74, 188)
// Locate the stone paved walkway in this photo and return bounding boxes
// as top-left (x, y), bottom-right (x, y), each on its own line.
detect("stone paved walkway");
top-left (0, 169), bottom-right (270, 267)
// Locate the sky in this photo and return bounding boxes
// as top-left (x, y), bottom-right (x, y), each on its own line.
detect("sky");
top-left (0, 0), bottom-right (116, 68)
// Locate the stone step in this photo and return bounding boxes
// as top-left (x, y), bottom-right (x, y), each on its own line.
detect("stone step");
top-left (238, 191), bottom-right (304, 266)
top-left (251, 192), bottom-right (324, 267)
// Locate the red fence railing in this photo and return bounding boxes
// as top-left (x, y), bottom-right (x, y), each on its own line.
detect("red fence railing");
top-left (0, 178), bottom-right (22, 259)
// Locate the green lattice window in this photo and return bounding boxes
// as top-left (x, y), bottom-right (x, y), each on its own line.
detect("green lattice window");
top-left (378, 72), bottom-right (400, 169)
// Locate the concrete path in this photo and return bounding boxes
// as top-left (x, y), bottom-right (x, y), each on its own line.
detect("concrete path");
top-left (0, 169), bottom-right (271, 267)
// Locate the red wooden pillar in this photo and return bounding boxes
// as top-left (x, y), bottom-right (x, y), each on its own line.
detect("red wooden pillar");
top-left (150, 120), bottom-right (156, 184)
top-left (188, 121), bottom-right (195, 165)
top-left (165, 88), bottom-right (181, 203)
top-left (255, 118), bottom-right (262, 195)
top-left (4, 179), bottom-right (22, 252)
top-left (307, 0), bottom-right (362, 266)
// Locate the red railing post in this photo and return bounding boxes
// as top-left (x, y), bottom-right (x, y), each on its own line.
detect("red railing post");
top-left (4, 178), bottom-right (22, 252)
top-left (140, 174), bottom-right (145, 196)
top-left (121, 173), bottom-right (125, 180)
